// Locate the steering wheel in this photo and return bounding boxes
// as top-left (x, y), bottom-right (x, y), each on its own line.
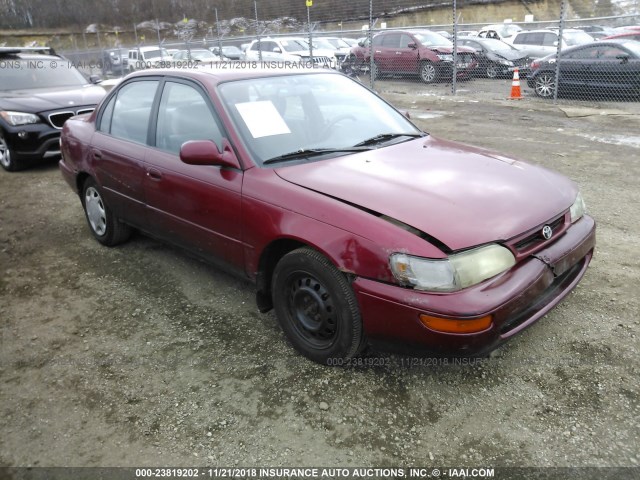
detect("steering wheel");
top-left (320, 114), bottom-right (357, 138)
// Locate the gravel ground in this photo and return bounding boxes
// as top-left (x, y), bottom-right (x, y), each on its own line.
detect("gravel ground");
top-left (0, 79), bottom-right (639, 475)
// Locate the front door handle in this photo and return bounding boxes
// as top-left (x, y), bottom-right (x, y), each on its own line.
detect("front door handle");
top-left (147, 168), bottom-right (162, 181)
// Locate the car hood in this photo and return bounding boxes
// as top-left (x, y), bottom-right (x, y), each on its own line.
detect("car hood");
top-left (431, 45), bottom-right (475, 54)
top-left (274, 136), bottom-right (576, 251)
top-left (491, 49), bottom-right (529, 61)
top-left (0, 84), bottom-right (106, 113)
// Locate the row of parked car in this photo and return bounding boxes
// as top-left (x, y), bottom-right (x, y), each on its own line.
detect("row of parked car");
top-left (340, 25), bottom-right (640, 99)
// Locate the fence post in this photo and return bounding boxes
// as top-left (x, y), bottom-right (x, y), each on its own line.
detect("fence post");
top-left (307, 3), bottom-right (313, 63)
top-left (215, 8), bottom-right (223, 59)
top-left (553, 0), bottom-right (567, 104)
top-left (368, 0), bottom-right (374, 89)
top-left (452, 0), bottom-right (457, 96)
top-left (255, 0), bottom-right (262, 62)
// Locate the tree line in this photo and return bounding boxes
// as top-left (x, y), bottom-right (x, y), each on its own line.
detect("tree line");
top-left (0, 0), bottom-right (500, 30)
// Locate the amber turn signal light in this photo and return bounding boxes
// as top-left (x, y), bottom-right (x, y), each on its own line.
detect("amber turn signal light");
top-left (419, 314), bottom-right (493, 334)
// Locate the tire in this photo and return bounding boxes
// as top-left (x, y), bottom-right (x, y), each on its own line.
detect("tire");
top-left (419, 61), bottom-right (437, 84)
top-left (0, 131), bottom-right (22, 172)
top-left (534, 72), bottom-right (556, 98)
top-left (486, 64), bottom-right (499, 79)
top-left (81, 177), bottom-right (132, 246)
top-left (272, 247), bottom-right (365, 364)
top-left (371, 61), bottom-right (380, 80)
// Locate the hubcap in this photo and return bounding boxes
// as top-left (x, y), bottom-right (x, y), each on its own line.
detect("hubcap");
top-left (85, 187), bottom-right (107, 236)
top-left (536, 75), bottom-right (555, 98)
top-left (287, 274), bottom-right (337, 347)
top-left (421, 64), bottom-right (436, 82)
top-left (0, 136), bottom-right (11, 168)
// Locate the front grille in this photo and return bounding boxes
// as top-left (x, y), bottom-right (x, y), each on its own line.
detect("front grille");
top-left (48, 111), bottom-right (75, 129)
top-left (47, 108), bottom-right (95, 129)
top-left (514, 215), bottom-right (566, 252)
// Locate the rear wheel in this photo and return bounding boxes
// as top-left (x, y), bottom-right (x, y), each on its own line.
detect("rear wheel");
top-left (534, 72), bottom-right (556, 98)
top-left (419, 61), bottom-right (437, 83)
top-left (0, 131), bottom-right (22, 172)
top-left (272, 247), bottom-right (365, 365)
top-left (81, 178), bottom-right (132, 246)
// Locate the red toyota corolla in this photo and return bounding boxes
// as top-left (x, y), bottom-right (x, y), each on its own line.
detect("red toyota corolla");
top-left (59, 68), bottom-right (595, 364)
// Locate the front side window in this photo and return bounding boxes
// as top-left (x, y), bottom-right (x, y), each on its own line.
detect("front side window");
top-left (108, 80), bottom-right (159, 144)
top-left (155, 82), bottom-right (223, 155)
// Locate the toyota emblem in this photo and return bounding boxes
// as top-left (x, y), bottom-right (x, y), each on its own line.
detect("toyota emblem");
top-left (542, 225), bottom-right (553, 240)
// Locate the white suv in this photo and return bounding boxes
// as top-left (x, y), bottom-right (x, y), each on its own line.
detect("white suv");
top-left (510, 29), bottom-right (594, 58)
top-left (127, 46), bottom-right (173, 71)
top-left (241, 37), bottom-right (335, 67)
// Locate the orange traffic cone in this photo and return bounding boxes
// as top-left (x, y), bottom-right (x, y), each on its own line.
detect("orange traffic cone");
top-left (509, 68), bottom-right (522, 100)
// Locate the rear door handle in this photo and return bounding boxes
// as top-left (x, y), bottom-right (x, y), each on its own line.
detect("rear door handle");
top-left (147, 168), bottom-right (162, 181)
top-left (92, 150), bottom-right (102, 160)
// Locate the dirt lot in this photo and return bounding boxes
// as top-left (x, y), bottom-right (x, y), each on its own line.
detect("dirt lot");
top-left (1, 80), bottom-right (639, 473)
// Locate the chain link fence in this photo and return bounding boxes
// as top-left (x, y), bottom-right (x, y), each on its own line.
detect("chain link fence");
top-left (46, 0), bottom-right (640, 105)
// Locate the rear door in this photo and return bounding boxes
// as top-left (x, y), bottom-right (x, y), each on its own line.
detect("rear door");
top-left (143, 79), bottom-right (245, 272)
top-left (91, 79), bottom-right (159, 227)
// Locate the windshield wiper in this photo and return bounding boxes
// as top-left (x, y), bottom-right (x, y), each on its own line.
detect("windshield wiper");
top-left (263, 147), bottom-right (371, 165)
top-left (353, 132), bottom-right (426, 148)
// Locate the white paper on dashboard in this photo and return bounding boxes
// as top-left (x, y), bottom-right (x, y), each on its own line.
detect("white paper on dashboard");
top-left (235, 101), bottom-right (291, 138)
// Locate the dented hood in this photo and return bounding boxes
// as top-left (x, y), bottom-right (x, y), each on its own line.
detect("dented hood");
top-left (274, 136), bottom-right (577, 251)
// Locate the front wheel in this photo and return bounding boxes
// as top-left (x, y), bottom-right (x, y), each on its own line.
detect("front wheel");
top-left (272, 247), bottom-right (365, 364)
top-left (0, 131), bottom-right (22, 172)
top-left (81, 178), bottom-right (132, 246)
top-left (534, 72), bottom-right (556, 98)
top-left (419, 61), bottom-right (437, 83)
top-left (486, 64), bottom-right (499, 79)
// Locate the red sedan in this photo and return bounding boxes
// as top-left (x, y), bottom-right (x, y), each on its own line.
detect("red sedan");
top-left (59, 68), bottom-right (595, 364)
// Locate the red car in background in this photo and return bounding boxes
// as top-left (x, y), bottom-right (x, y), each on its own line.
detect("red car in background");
top-left (59, 68), bottom-right (595, 364)
top-left (343, 30), bottom-right (477, 83)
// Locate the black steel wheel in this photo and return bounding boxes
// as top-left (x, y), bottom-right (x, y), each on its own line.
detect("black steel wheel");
top-left (81, 177), bottom-right (132, 246)
top-left (272, 247), bottom-right (365, 364)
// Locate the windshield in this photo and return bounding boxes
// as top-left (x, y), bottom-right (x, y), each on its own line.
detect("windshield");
top-left (325, 38), bottom-right (350, 49)
top-left (309, 39), bottom-right (336, 50)
top-left (479, 38), bottom-right (518, 51)
top-left (144, 49), bottom-right (170, 59)
top-left (563, 31), bottom-right (594, 46)
top-left (0, 59), bottom-right (89, 90)
top-left (219, 73), bottom-right (421, 166)
top-left (190, 50), bottom-right (216, 60)
top-left (497, 24), bottom-right (522, 37)
top-left (414, 31), bottom-right (453, 47)
top-left (622, 41), bottom-right (640, 56)
top-left (280, 39), bottom-right (309, 52)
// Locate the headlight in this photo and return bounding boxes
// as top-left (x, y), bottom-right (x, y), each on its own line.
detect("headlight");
top-left (390, 244), bottom-right (516, 292)
top-left (569, 192), bottom-right (586, 223)
top-left (499, 60), bottom-right (514, 66)
top-left (436, 54), bottom-right (454, 61)
top-left (0, 110), bottom-right (40, 126)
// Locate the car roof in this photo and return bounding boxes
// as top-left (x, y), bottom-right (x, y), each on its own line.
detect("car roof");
top-left (0, 46), bottom-right (60, 58)
top-left (125, 66), bottom-right (340, 85)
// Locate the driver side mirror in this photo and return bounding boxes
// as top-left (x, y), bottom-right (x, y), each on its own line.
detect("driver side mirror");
top-left (273, 47), bottom-right (282, 53)
top-left (89, 74), bottom-right (102, 84)
top-left (408, 42), bottom-right (417, 49)
top-left (180, 139), bottom-right (241, 169)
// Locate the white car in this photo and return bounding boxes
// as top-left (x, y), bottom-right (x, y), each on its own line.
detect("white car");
top-left (478, 24), bottom-right (523, 42)
top-left (241, 37), bottom-right (335, 67)
top-left (127, 47), bottom-right (173, 71)
top-left (510, 29), bottom-right (595, 58)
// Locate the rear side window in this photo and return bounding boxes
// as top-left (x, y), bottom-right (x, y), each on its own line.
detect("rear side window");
top-left (381, 34), bottom-right (401, 48)
top-left (108, 80), bottom-right (159, 144)
top-left (542, 33), bottom-right (558, 46)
